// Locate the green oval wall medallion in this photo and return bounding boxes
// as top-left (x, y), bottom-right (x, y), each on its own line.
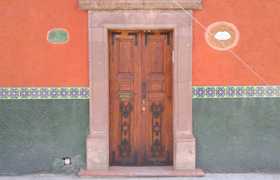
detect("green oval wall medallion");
top-left (47, 28), bottom-right (69, 44)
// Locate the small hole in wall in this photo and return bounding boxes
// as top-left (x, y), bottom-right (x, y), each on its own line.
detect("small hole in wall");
top-left (205, 21), bottom-right (240, 51)
top-left (62, 157), bottom-right (72, 166)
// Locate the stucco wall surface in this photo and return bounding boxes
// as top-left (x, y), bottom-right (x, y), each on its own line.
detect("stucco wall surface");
top-left (1, 0), bottom-right (280, 85)
top-left (0, 0), bottom-right (88, 86)
top-left (194, 98), bottom-right (280, 173)
top-left (193, 0), bottom-right (280, 85)
top-left (0, 100), bottom-right (89, 175)
top-left (1, 99), bottom-right (280, 174)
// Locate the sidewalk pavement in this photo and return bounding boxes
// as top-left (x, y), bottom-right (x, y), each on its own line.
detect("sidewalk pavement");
top-left (0, 174), bottom-right (280, 180)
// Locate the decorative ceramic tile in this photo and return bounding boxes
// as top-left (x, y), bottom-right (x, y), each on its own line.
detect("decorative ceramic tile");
top-left (1, 86), bottom-right (280, 99)
top-left (0, 87), bottom-right (89, 99)
top-left (47, 28), bottom-right (69, 44)
top-left (193, 86), bottom-right (280, 99)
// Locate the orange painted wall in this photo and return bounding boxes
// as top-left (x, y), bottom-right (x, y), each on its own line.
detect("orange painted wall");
top-left (0, 0), bottom-right (280, 86)
top-left (193, 0), bottom-right (280, 85)
top-left (0, 0), bottom-right (88, 86)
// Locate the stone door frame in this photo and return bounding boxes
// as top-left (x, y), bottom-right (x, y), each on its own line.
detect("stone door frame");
top-left (81, 8), bottom-right (203, 176)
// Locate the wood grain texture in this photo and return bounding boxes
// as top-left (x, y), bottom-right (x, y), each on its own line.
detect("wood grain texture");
top-left (109, 30), bottom-right (173, 166)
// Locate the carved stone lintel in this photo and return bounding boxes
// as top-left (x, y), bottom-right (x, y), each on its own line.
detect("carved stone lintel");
top-left (79, 0), bottom-right (203, 11)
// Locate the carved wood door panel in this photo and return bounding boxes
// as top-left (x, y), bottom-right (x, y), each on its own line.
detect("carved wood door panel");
top-left (109, 30), bottom-right (173, 166)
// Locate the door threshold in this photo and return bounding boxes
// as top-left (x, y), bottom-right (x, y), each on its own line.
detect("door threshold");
top-left (79, 166), bottom-right (205, 177)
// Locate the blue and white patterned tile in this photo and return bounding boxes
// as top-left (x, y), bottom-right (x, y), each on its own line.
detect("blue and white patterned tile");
top-left (0, 87), bottom-right (90, 99)
top-left (193, 86), bottom-right (280, 99)
top-left (1, 86), bottom-right (280, 99)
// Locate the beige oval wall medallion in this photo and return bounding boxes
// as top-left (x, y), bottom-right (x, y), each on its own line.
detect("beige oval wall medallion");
top-left (205, 21), bottom-right (240, 51)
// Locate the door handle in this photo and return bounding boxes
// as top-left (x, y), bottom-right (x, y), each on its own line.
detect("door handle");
top-left (142, 81), bottom-right (147, 100)
top-left (141, 81), bottom-right (147, 112)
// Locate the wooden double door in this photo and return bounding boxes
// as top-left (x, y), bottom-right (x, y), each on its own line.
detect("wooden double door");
top-left (109, 30), bottom-right (173, 166)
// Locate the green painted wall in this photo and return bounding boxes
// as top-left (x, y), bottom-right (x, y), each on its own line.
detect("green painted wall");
top-left (0, 100), bottom-right (89, 175)
top-left (1, 99), bottom-right (280, 175)
top-left (194, 98), bottom-right (280, 173)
